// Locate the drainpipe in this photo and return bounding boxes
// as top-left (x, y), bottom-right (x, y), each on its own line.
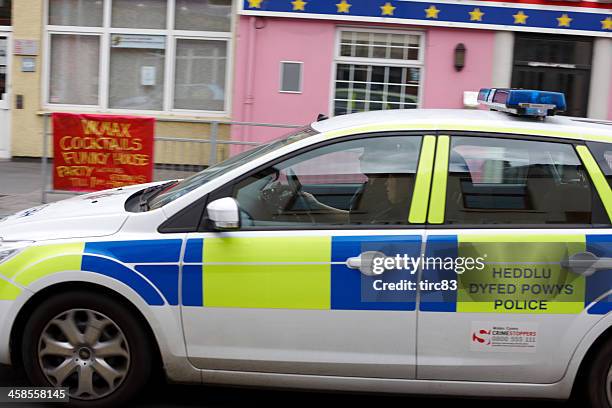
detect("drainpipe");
top-left (243, 16), bottom-right (258, 142)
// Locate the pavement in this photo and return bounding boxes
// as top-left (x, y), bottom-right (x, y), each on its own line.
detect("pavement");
top-left (0, 159), bottom-right (584, 407)
top-left (0, 160), bottom-right (65, 218)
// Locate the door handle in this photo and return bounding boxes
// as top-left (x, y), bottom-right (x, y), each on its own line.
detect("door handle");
top-left (561, 252), bottom-right (612, 277)
top-left (345, 251), bottom-right (386, 276)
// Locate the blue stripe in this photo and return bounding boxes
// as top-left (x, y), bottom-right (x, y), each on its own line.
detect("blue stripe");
top-left (82, 255), bottom-right (165, 306)
top-left (84, 240), bottom-right (182, 264)
top-left (182, 265), bottom-right (203, 306)
top-left (585, 235), bottom-right (612, 312)
top-left (588, 300), bottom-right (612, 315)
top-left (135, 265), bottom-right (179, 306)
top-left (184, 239), bottom-right (203, 263)
top-left (331, 235), bottom-right (420, 311)
top-left (420, 235), bottom-right (458, 312)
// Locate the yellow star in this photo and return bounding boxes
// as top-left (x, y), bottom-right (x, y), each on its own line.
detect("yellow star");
top-left (336, 0), bottom-right (351, 13)
top-left (602, 16), bottom-right (612, 30)
top-left (291, 0), bottom-right (307, 11)
top-left (469, 8), bottom-right (484, 21)
top-left (557, 13), bottom-right (572, 27)
top-left (247, 0), bottom-right (263, 8)
top-left (513, 10), bottom-right (528, 24)
top-left (425, 5), bottom-right (440, 19)
top-left (381, 2), bottom-right (396, 16)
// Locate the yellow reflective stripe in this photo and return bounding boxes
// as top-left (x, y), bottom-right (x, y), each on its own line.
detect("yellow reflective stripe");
top-left (203, 236), bottom-right (331, 309)
top-left (0, 279), bottom-right (21, 300)
top-left (323, 123), bottom-right (611, 144)
top-left (14, 254), bottom-right (83, 286)
top-left (409, 135), bottom-right (436, 223)
top-left (428, 135), bottom-right (450, 224)
top-left (1, 243), bottom-right (84, 280)
top-left (457, 302), bottom-right (584, 314)
top-left (456, 238), bottom-right (586, 314)
top-left (576, 145), bottom-right (612, 223)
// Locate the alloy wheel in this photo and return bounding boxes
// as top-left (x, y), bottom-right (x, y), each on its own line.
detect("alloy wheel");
top-left (37, 309), bottom-right (130, 400)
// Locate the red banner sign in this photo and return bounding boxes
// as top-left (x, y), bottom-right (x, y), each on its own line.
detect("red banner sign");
top-left (53, 113), bottom-right (155, 192)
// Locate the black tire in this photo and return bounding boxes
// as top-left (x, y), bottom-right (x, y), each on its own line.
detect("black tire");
top-left (21, 291), bottom-right (154, 408)
top-left (585, 338), bottom-right (612, 408)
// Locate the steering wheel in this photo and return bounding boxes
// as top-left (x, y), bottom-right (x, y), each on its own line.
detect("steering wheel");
top-left (286, 167), bottom-right (303, 193)
top-left (285, 168), bottom-right (315, 224)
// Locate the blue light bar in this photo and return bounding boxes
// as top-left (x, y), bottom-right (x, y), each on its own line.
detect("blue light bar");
top-left (477, 88), bottom-right (566, 118)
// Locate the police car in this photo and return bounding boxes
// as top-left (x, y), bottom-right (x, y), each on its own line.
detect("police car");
top-left (0, 89), bottom-right (611, 407)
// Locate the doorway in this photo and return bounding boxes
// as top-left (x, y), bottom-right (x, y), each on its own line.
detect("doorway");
top-left (511, 34), bottom-right (593, 118)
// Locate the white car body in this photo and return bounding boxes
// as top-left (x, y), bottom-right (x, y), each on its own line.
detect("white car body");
top-left (0, 109), bottom-right (611, 400)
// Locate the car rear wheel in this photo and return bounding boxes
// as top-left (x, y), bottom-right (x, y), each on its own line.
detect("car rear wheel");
top-left (22, 291), bottom-right (154, 407)
top-left (585, 338), bottom-right (612, 408)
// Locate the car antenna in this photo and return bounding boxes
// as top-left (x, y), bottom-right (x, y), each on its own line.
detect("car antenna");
top-left (316, 113), bottom-right (329, 122)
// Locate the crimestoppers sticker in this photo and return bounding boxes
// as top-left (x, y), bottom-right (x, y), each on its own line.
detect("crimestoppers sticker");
top-left (470, 322), bottom-right (538, 352)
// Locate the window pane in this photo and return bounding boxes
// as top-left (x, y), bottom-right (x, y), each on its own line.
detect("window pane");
top-left (232, 136), bottom-right (423, 227)
top-left (111, 0), bottom-right (167, 29)
top-left (333, 64), bottom-right (421, 116)
top-left (514, 35), bottom-right (593, 66)
top-left (512, 34), bottom-right (592, 117)
top-left (586, 141), bottom-right (612, 190)
top-left (49, 34), bottom-right (99, 105)
top-left (175, 0), bottom-right (231, 32)
top-left (0, 0), bottom-right (11, 25)
top-left (48, 0), bottom-right (103, 26)
top-left (174, 39), bottom-right (226, 111)
top-left (280, 62), bottom-right (302, 93)
top-left (445, 137), bottom-right (596, 225)
top-left (587, 142), bottom-right (612, 176)
top-left (109, 34), bottom-right (165, 110)
top-left (338, 30), bottom-right (421, 62)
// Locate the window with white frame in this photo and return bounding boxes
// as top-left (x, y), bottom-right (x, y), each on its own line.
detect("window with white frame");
top-left (45, 0), bottom-right (232, 114)
top-left (333, 29), bottom-right (424, 116)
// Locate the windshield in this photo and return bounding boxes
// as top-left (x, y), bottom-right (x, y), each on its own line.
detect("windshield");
top-left (148, 126), bottom-right (318, 209)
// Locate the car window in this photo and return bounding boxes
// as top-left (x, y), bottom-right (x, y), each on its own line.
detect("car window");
top-left (445, 136), bottom-right (598, 225)
top-left (230, 135), bottom-right (423, 227)
top-left (586, 141), bottom-right (612, 187)
top-left (148, 127), bottom-right (318, 210)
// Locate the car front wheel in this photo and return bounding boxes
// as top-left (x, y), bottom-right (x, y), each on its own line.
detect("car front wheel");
top-left (21, 291), bottom-right (154, 407)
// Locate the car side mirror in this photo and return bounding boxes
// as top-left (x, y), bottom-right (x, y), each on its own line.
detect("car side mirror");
top-left (206, 197), bottom-right (240, 231)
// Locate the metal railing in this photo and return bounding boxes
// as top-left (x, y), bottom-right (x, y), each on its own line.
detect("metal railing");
top-left (40, 113), bottom-right (302, 203)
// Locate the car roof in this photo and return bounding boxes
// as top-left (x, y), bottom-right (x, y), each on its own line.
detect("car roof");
top-left (310, 109), bottom-right (612, 143)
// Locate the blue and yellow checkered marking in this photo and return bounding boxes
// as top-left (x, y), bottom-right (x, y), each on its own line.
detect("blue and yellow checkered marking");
top-left (181, 235), bottom-right (421, 310)
top-left (420, 234), bottom-right (612, 315)
top-left (0, 236), bottom-right (609, 315)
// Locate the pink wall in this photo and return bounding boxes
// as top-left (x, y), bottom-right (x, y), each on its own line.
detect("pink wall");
top-left (423, 27), bottom-right (495, 109)
top-left (232, 16), bottom-right (336, 144)
top-left (231, 18), bottom-right (498, 145)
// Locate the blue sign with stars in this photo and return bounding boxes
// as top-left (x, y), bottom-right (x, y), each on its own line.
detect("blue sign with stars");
top-left (241, 0), bottom-right (612, 37)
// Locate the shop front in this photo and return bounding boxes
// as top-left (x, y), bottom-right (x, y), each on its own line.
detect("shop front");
top-left (8, 0), bottom-right (234, 162)
top-left (231, 0), bottom-right (612, 144)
